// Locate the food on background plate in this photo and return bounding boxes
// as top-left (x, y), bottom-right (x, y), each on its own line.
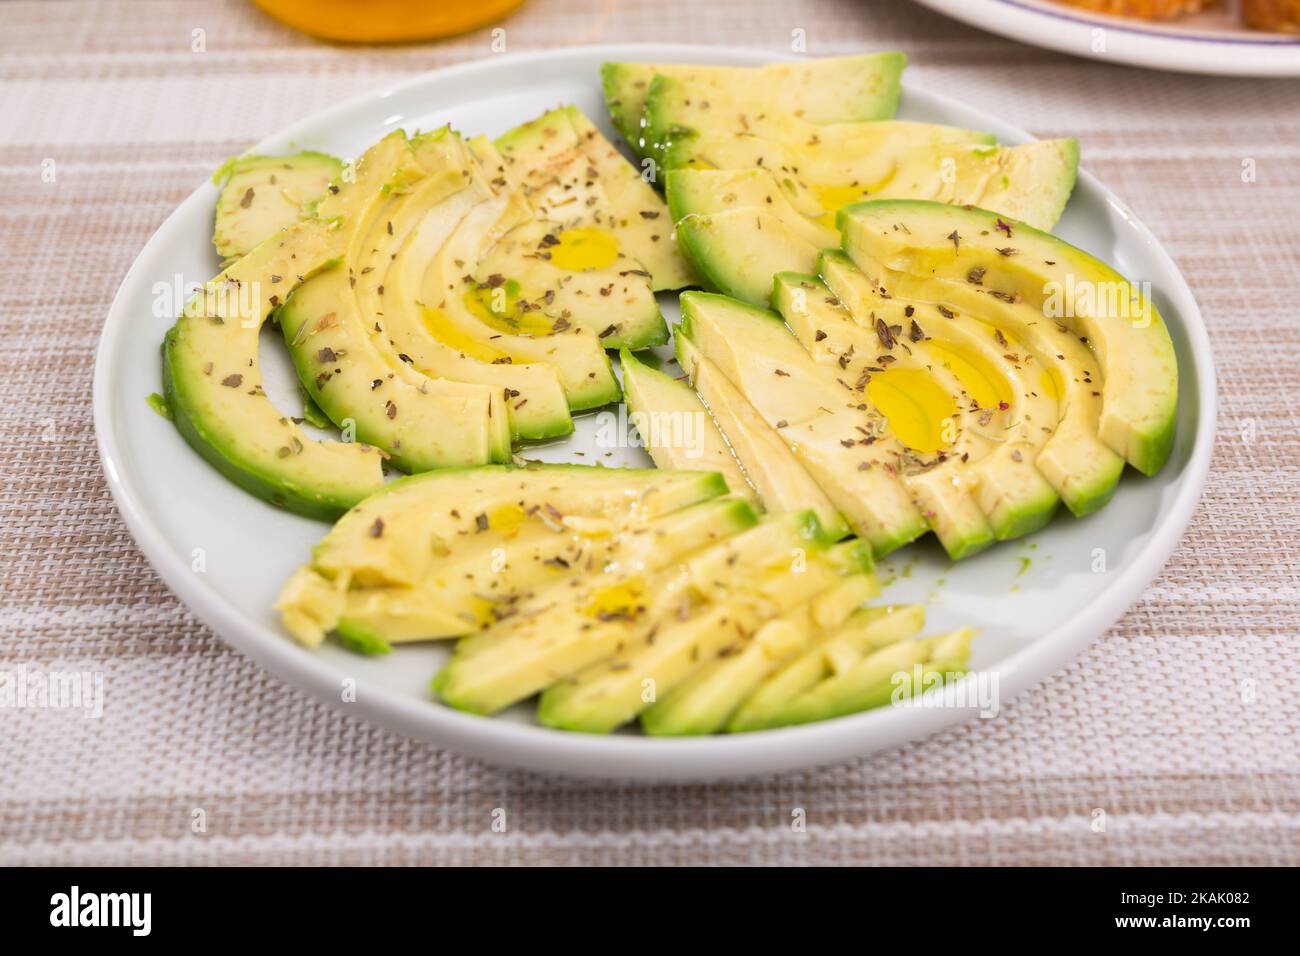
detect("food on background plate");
top-left (1052, 0), bottom-right (1300, 31)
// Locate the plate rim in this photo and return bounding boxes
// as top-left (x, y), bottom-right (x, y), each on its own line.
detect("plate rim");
top-left (93, 42), bottom-right (1218, 781)
top-left (912, 0), bottom-right (1300, 76)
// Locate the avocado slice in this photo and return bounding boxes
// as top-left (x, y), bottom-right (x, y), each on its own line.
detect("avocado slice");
top-left (772, 271), bottom-right (997, 559)
top-left (726, 604), bottom-right (926, 733)
top-left (640, 572), bottom-right (881, 736)
top-left (679, 291), bottom-right (928, 556)
top-left (812, 253), bottom-right (1066, 536)
top-left (278, 267), bottom-right (508, 472)
top-left (757, 627), bottom-right (975, 729)
top-left (212, 151), bottom-right (341, 261)
top-left (601, 53), bottom-right (906, 162)
top-left (277, 131), bottom-right (508, 470)
top-left (496, 105), bottom-right (695, 291)
top-left (277, 464), bottom-right (733, 647)
top-left (432, 501), bottom-right (788, 715)
top-left (418, 177), bottom-right (620, 412)
top-left (467, 135), bottom-right (668, 351)
top-left (663, 134), bottom-right (1077, 306)
top-left (839, 200), bottom-right (1176, 478)
top-left (618, 349), bottom-right (756, 503)
top-left (674, 334), bottom-right (849, 539)
top-left (373, 135), bottom-right (572, 442)
top-left (537, 537), bottom-right (875, 734)
top-left (162, 220), bottom-right (385, 521)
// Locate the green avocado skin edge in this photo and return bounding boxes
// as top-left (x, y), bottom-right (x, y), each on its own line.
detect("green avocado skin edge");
top-left (162, 328), bottom-right (366, 522)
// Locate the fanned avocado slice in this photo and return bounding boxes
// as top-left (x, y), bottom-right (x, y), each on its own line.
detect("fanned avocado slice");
top-left (433, 499), bottom-right (775, 715)
top-left (679, 291), bottom-right (928, 556)
top-left (618, 349), bottom-right (757, 503)
top-left (162, 222), bottom-right (385, 520)
top-left (663, 133), bottom-right (1077, 307)
top-left (212, 151), bottom-right (341, 260)
top-left (726, 604), bottom-right (926, 733)
top-left (811, 253), bottom-right (1069, 536)
top-left (276, 464), bottom-right (734, 648)
top-left (755, 627), bottom-right (976, 729)
top-left (640, 571), bottom-right (883, 736)
top-left (601, 53), bottom-right (906, 161)
top-left (537, 536), bottom-right (874, 734)
top-left (839, 200), bottom-right (1177, 478)
top-left (496, 105), bottom-right (695, 291)
top-left (772, 271), bottom-right (997, 560)
top-left (674, 334), bottom-right (849, 540)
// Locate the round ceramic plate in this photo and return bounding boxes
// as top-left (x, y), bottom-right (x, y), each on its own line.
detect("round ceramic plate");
top-left (913, 0), bottom-right (1300, 75)
top-left (94, 43), bottom-right (1215, 780)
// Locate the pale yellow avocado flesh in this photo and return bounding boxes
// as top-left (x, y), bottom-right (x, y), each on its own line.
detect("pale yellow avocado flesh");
top-left (772, 271), bottom-right (997, 559)
top-left (163, 220), bottom-right (386, 520)
top-left (277, 465), bottom-right (733, 648)
top-left (674, 334), bottom-right (849, 539)
top-left (618, 349), bottom-right (758, 503)
top-left (365, 141), bottom-right (572, 442)
top-left (838, 200), bottom-right (1176, 479)
top-left (680, 292), bottom-right (927, 556)
top-left (433, 508), bottom-right (828, 716)
top-left (802, 255), bottom-right (1066, 540)
top-left (212, 152), bottom-right (342, 260)
top-left (725, 603), bottom-right (925, 733)
top-left (537, 541), bottom-right (875, 733)
top-left (640, 574), bottom-right (882, 735)
top-left (495, 105), bottom-right (695, 290)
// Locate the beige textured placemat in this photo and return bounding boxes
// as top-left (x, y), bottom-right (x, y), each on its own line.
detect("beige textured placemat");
top-left (1, 0), bottom-right (1298, 866)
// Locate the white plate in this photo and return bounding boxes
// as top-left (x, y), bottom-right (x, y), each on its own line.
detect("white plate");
top-left (94, 43), bottom-right (1216, 780)
top-left (913, 0), bottom-right (1300, 76)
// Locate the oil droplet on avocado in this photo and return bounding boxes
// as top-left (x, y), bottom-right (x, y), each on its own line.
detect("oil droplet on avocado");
top-left (463, 281), bottom-right (556, 336)
top-left (813, 183), bottom-right (870, 230)
top-left (583, 576), bottom-right (646, 620)
top-left (926, 341), bottom-right (1010, 410)
top-left (486, 503), bottom-right (528, 536)
top-left (866, 367), bottom-right (958, 454)
top-left (420, 307), bottom-right (508, 363)
top-left (548, 227), bottom-right (620, 272)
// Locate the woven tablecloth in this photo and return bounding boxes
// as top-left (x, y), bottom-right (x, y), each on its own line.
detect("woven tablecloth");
top-left (2, 0), bottom-right (1298, 866)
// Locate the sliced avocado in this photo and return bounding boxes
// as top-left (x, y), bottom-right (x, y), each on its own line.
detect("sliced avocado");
top-left (727, 604), bottom-right (925, 732)
top-left (640, 571), bottom-right (881, 736)
top-left (618, 349), bottom-right (756, 502)
top-left (496, 105), bottom-right (695, 290)
top-left (674, 334), bottom-right (849, 539)
top-left (658, 112), bottom-right (991, 185)
top-left (212, 151), bottom-right (341, 260)
top-left (872, 139), bottom-right (1078, 232)
top-left (758, 626), bottom-right (975, 729)
top-left (839, 200), bottom-right (1175, 478)
top-left (419, 183), bottom-right (621, 412)
top-left (278, 268), bottom-right (506, 472)
top-left (675, 206), bottom-right (823, 306)
top-left (601, 53), bottom-right (906, 162)
top-left (663, 132), bottom-right (1076, 306)
top-left (432, 501), bottom-right (784, 715)
top-left (772, 270), bottom-right (997, 559)
top-left (467, 135), bottom-right (668, 350)
top-left (376, 137), bottom-right (573, 442)
top-left (277, 464), bottom-right (732, 647)
top-left (538, 535), bottom-right (873, 738)
top-left (813, 252), bottom-right (1064, 537)
top-left (162, 220), bottom-right (385, 521)
top-left (679, 291), bottom-right (928, 556)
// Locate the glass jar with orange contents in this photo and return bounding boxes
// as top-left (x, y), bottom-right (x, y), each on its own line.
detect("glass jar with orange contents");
top-left (251, 0), bottom-right (526, 43)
